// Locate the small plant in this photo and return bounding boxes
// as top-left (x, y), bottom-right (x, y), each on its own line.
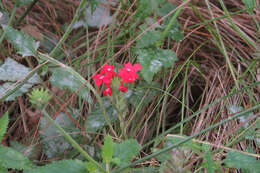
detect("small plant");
top-left (28, 88), bottom-right (52, 109)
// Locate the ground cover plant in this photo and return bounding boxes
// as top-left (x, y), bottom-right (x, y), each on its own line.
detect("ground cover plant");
top-left (0, 0), bottom-right (259, 172)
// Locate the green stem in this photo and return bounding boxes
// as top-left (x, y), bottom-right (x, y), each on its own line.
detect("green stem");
top-left (0, 4), bottom-right (17, 44)
top-left (42, 109), bottom-right (106, 173)
top-left (112, 103), bottom-right (260, 173)
top-left (15, 0), bottom-right (40, 26)
top-left (218, 0), bottom-right (257, 49)
top-left (181, 61), bottom-right (189, 135)
top-left (49, 0), bottom-right (87, 57)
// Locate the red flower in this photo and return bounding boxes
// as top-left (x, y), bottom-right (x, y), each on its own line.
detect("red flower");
top-left (119, 82), bottom-right (128, 92)
top-left (104, 87), bottom-right (112, 96)
top-left (101, 64), bottom-right (116, 77)
top-left (93, 74), bottom-right (105, 87)
top-left (123, 62), bottom-right (142, 72)
top-left (93, 63), bottom-right (142, 96)
top-left (118, 63), bottom-right (142, 83)
top-left (102, 73), bottom-right (113, 85)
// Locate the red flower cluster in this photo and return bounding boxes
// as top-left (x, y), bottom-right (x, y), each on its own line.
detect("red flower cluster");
top-left (93, 63), bottom-right (142, 96)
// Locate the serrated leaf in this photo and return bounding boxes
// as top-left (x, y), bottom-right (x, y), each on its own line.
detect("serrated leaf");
top-left (136, 29), bottom-right (161, 48)
top-left (26, 160), bottom-right (88, 173)
top-left (50, 67), bottom-right (92, 103)
top-left (86, 98), bottom-right (118, 132)
top-left (0, 111), bottom-right (8, 142)
top-left (135, 0), bottom-right (164, 20)
top-left (0, 146), bottom-right (32, 170)
top-left (113, 139), bottom-right (141, 167)
top-left (136, 48), bottom-right (177, 83)
top-left (102, 135), bottom-right (114, 163)
top-left (0, 58), bottom-right (40, 101)
top-left (40, 111), bottom-right (80, 158)
top-left (223, 151), bottom-right (260, 172)
top-left (158, 2), bottom-right (184, 41)
top-left (4, 26), bottom-right (39, 57)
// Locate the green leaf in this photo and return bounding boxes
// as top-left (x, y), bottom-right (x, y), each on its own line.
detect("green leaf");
top-left (85, 162), bottom-right (98, 173)
top-left (86, 98), bottom-right (118, 132)
top-left (16, 0), bottom-right (34, 6)
top-left (202, 151), bottom-right (216, 173)
top-left (113, 139), bottom-right (141, 167)
top-left (4, 26), bottom-right (39, 57)
top-left (50, 67), bottom-right (92, 103)
top-left (136, 29), bottom-right (161, 48)
top-left (242, 0), bottom-right (256, 15)
top-left (26, 160), bottom-right (88, 173)
top-left (102, 135), bottom-right (115, 163)
top-left (40, 111), bottom-right (80, 158)
top-left (9, 141), bottom-right (39, 160)
top-left (223, 151), bottom-right (260, 172)
top-left (0, 58), bottom-right (40, 83)
top-left (0, 58), bottom-right (40, 101)
top-left (0, 82), bottom-right (32, 101)
top-left (136, 48), bottom-right (177, 83)
top-left (0, 165), bottom-right (8, 173)
top-left (0, 111), bottom-right (8, 142)
top-left (135, 0), bottom-right (165, 20)
top-left (154, 135), bottom-right (194, 172)
top-left (158, 2), bottom-right (184, 41)
top-left (0, 146), bottom-right (32, 170)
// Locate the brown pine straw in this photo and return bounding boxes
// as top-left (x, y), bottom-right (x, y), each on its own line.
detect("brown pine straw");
top-left (166, 134), bottom-right (260, 158)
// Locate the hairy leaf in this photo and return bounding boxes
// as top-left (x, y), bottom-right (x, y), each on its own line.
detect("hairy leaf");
top-left (26, 160), bottom-right (88, 173)
top-left (136, 48), bottom-right (177, 83)
top-left (0, 58), bottom-right (40, 101)
top-left (113, 139), bottom-right (141, 167)
top-left (0, 146), bottom-right (32, 170)
top-left (4, 26), bottom-right (39, 57)
top-left (0, 58), bottom-right (40, 83)
top-left (0, 111), bottom-right (8, 142)
top-left (223, 151), bottom-right (260, 172)
top-left (136, 29), bottom-right (161, 48)
top-left (102, 135), bottom-right (115, 163)
top-left (158, 2), bottom-right (184, 41)
top-left (40, 111), bottom-right (80, 158)
top-left (50, 67), bottom-right (92, 103)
